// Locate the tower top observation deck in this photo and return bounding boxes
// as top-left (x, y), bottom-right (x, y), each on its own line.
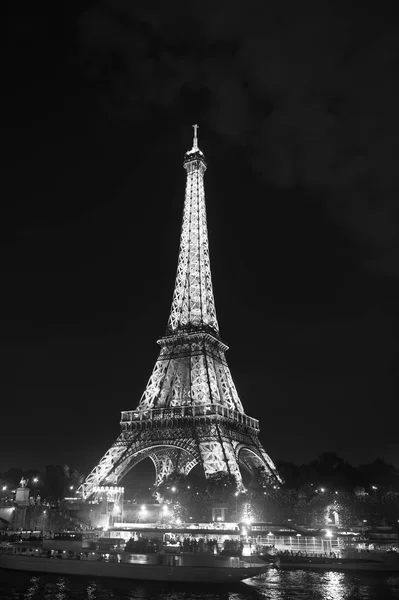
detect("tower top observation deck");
top-left (184, 123), bottom-right (206, 163)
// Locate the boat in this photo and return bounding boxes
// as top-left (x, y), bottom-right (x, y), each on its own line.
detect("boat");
top-left (0, 542), bottom-right (268, 583)
top-left (270, 550), bottom-right (399, 573)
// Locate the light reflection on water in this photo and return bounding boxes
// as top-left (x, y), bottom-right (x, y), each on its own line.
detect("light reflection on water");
top-left (1, 570), bottom-right (399, 600)
top-left (244, 568), bottom-right (399, 599)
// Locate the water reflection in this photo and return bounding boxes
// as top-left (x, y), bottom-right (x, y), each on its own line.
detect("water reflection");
top-left (23, 576), bottom-right (40, 600)
top-left (243, 568), bottom-right (399, 600)
top-left (320, 571), bottom-right (352, 600)
top-left (2, 570), bottom-right (399, 600)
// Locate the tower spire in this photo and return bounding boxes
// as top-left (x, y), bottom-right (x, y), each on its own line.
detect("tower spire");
top-left (192, 123), bottom-right (199, 151)
top-left (167, 126), bottom-right (219, 335)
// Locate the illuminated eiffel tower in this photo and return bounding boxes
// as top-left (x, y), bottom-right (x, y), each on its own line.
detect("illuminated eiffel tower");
top-left (79, 126), bottom-right (280, 499)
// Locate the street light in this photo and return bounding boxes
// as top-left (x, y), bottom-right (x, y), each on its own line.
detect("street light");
top-left (32, 478), bottom-right (38, 499)
top-left (140, 504), bottom-right (147, 522)
top-left (162, 505), bottom-right (169, 524)
top-left (69, 486), bottom-right (74, 491)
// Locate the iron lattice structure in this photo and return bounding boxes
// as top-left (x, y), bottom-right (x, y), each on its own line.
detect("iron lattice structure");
top-left (79, 126), bottom-right (280, 499)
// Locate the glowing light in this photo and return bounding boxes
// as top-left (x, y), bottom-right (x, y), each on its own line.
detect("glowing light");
top-left (326, 530), bottom-right (333, 537)
top-left (176, 518), bottom-right (182, 525)
top-left (242, 545), bottom-right (251, 556)
top-left (33, 478), bottom-right (38, 483)
top-left (103, 526), bottom-right (109, 532)
top-left (2, 486), bottom-right (6, 491)
top-left (320, 488), bottom-right (325, 492)
top-left (242, 528), bottom-right (247, 536)
top-left (162, 505), bottom-right (169, 515)
top-left (171, 487), bottom-right (177, 492)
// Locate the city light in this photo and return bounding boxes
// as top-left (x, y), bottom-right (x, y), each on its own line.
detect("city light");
top-left (325, 530), bottom-right (333, 537)
top-left (243, 516), bottom-right (252, 525)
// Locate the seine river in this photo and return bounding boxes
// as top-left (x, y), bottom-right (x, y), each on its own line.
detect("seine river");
top-left (1, 570), bottom-right (399, 600)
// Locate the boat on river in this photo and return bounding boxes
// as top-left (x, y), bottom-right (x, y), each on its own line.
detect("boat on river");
top-left (270, 550), bottom-right (399, 572)
top-left (0, 543), bottom-right (268, 583)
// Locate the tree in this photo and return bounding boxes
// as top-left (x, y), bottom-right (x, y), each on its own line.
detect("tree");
top-left (205, 472), bottom-right (237, 501)
top-left (359, 459), bottom-right (399, 490)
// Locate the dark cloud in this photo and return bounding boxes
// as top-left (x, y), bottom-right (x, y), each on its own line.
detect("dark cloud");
top-left (75, 0), bottom-right (399, 276)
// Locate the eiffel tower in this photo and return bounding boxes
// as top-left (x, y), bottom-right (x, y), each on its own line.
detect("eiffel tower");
top-left (78, 126), bottom-right (280, 500)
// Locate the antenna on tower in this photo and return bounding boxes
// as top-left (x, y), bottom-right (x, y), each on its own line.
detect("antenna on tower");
top-left (192, 124), bottom-right (199, 151)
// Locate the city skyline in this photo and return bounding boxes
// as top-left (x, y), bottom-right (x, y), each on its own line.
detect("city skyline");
top-left (1, 1), bottom-right (398, 475)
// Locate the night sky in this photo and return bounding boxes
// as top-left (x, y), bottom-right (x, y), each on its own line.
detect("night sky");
top-left (2, 0), bottom-right (399, 475)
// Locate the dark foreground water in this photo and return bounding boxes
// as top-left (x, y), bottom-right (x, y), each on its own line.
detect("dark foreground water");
top-left (1, 569), bottom-right (399, 600)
